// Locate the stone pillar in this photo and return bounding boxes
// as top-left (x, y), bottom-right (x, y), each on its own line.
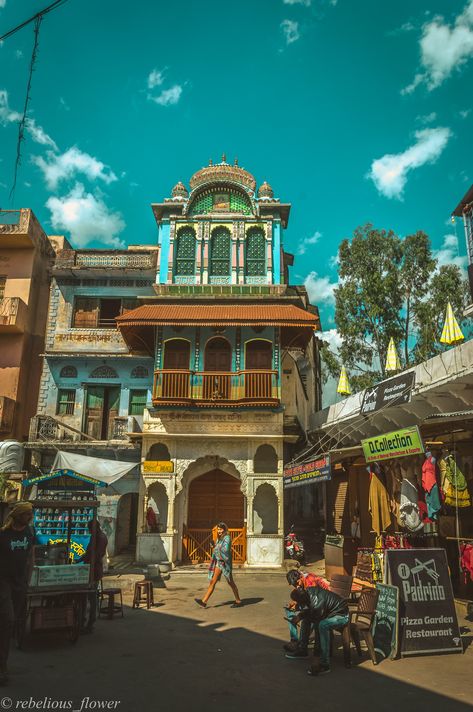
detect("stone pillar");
top-left (202, 222), bottom-right (210, 284)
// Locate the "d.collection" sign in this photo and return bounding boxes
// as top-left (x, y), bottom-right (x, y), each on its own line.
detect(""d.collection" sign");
top-left (361, 426), bottom-right (424, 463)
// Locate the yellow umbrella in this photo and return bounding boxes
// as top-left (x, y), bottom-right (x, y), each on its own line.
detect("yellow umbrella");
top-left (440, 301), bottom-right (464, 346)
top-left (337, 366), bottom-right (351, 396)
top-left (385, 337), bottom-right (401, 372)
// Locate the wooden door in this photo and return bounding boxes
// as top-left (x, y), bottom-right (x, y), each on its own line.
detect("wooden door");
top-left (162, 340), bottom-right (191, 398)
top-left (203, 338), bottom-right (232, 399)
top-left (85, 386), bottom-right (104, 439)
top-left (245, 340), bottom-right (272, 369)
top-left (184, 470), bottom-right (245, 564)
top-left (188, 470), bottom-right (244, 528)
top-left (106, 386), bottom-right (121, 439)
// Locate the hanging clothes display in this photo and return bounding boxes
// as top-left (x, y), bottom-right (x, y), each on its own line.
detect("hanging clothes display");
top-left (399, 478), bottom-right (424, 532)
top-left (439, 454), bottom-right (471, 508)
top-left (460, 542), bottom-right (473, 583)
top-left (421, 453), bottom-right (442, 521)
top-left (368, 463), bottom-right (392, 535)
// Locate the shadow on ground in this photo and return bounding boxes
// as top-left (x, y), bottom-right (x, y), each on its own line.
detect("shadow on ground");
top-left (9, 590), bottom-right (473, 712)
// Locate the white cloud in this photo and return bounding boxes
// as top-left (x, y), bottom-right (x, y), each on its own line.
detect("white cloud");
top-left (0, 1), bottom-right (6, 7)
top-left (15, 49), bottom-right (23, 59)
top-left (297, 230), bottom-right (321, 255)
top-left (0, 89), bottom-right (57, 149)
top-left (27, 119), bottom-right (58, 150)
top-left (317, 328), bottom-right (342, 352)
top-left (147, 68), bottom-right (165, 89)
top-left (281, 19), bottom-right (300, 44)
top-left (403, 0), bottom-right (473, 92)
top-left (59, 97), bottom-right (70, 111)
top-left (459, 108), bottom-right (471, 118)
top-left (304, 271), bottom-right (337, 305)
top-left (416, 111), bottom-right (437, 125)
top-left (46, 183), bottom-right (125, 248)
top-left (433, 233), bottom-right (468, 274)
top-left (368, 127), bottom-right (451, 200)
top-left (283, 0), bottom-right (311, 5)
top-left (33, 146), bottom-right (117, 190)
top-left (148, 84), bottom-right (183, 107)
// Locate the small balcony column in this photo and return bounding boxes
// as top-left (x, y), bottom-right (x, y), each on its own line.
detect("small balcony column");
top-left (238, 240), bottom-right (245, 285)
top-left (231, 238), bottom-right (238, 285)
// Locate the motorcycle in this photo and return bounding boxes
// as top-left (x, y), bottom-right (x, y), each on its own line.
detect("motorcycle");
top-left (284, 524), bottom-right (306, 563)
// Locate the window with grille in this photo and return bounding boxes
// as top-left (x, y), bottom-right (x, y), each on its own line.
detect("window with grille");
top-left (60, 366), bottom-right (77, 378)
top-left (210, 227), bottom-right (231, 276)
top-left (246, 228), bottom-right (266, 276)
top-left (56, 389), bottom-right (76, 416)
top-left (175, 228), bottom-right (196, 277)
top-left (129, 389), bottom-right (147, 415)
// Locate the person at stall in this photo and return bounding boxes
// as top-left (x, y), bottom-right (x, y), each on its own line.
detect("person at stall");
top-left (285, 586), bottom-right (349, 675)
top-left (0, 501), bottom-right (34, 686)
top-left (80, 519), bottom-right (108, 633)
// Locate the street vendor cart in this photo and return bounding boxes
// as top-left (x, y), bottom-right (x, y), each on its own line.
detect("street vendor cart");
top-left (19, 468), bottom-right (100, 645)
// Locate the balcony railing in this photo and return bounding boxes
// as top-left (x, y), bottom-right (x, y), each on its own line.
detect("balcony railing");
top-left (0, 297), bottom-right (28, 332)
top-left (29, 414), bottom-right (132, 443)
top-left (153, 369), bottom-right (279, 406)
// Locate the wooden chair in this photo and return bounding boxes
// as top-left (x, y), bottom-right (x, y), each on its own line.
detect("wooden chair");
top-left (99, 588), bottom-right (124, 620)
top-left (329, 574), bottom-right (353, 600)
top-left (349, 587), bottom-right (379, 665)
top-left (132, 580), bottom-right (154, 610)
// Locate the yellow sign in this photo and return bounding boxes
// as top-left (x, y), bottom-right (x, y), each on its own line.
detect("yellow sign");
top-left (143, 461), bottom-right (174, 474)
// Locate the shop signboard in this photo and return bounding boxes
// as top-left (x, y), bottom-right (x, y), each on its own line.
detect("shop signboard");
top-left (372, 583), bottom-right (399, 660)
top-left (385, 548), bottom-right (462, 656)
top-left (283, 454), bottom-right (331, 489)
top-left (360, 371), bottom-right (415, 415)
top-left (35, 533), bottom-right (89, 562)
top-left (142, 460), bottom-right (174, 474)
top-left (361, 426), bottom-right (424, 463)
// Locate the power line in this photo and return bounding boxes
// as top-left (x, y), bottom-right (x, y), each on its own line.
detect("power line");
top-left (0, 0), bottom-right (68, 43)
top-left (3, 0), bottom-right (70, 199)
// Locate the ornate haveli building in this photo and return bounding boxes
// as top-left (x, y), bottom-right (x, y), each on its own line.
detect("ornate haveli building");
top-left (116, 157), bottom-right (322, 567)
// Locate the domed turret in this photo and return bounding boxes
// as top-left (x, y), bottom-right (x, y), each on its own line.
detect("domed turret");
top-left (189, 156), bottom-right (256, 194)
top-left (171, 181), bottom-right (188, 200)
top-left (258, 181), bottom-right (274, 200)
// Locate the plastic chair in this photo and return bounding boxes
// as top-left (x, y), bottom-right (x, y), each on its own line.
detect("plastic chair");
top-left (99, 588), bottom-right (124, 619)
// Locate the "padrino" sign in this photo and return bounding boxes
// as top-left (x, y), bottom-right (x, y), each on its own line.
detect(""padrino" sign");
top-left (361, 426), bottom-right (424, 463)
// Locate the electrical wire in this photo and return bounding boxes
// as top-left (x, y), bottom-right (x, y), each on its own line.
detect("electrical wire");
top-left (0, 0), bottom-right (69, 43)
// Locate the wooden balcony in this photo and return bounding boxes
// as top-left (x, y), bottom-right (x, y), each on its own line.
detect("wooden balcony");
top-left (0, 297), bottom-right (28, 333)
top-left (153, 369), bottom-right (280, 407)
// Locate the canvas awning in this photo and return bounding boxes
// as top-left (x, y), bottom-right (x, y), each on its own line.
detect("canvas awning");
top-left (49, 451), bottom-right (137, 486)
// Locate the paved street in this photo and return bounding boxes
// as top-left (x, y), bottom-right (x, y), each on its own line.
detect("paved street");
top-left (5, 573), bottom-right (473, 712)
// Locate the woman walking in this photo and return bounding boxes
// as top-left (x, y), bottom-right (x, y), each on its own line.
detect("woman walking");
top-left (195, 522), bottom-right (242, 608)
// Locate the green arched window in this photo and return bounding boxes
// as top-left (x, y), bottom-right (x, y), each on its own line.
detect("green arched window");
top-left (210, 227), bottom-right (231, 277)
top-left (246, 228), bottom-right (266, 277)
top-left (175, 227), bottom-right (196, 277)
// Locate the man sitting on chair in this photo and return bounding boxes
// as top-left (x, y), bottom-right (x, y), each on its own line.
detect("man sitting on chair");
top-left (284, 569), bottom-right (330, 652)
top-left (285, 586), bottom-right (349, 676)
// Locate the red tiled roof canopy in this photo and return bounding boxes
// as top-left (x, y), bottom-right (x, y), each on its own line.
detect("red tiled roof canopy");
top-left (117, 303), bottom-right (318, 329)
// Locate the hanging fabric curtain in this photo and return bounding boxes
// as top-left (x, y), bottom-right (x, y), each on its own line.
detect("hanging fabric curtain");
top-left (385, 337), bottom-right (401, 372)
top-left (440, 302), bottom-right (464, 345)
top-left (337, 366), bottom-right (351, 396)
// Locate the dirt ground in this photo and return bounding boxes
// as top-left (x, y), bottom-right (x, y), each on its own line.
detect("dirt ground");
top-left (5, 572), bottom-right (473, 712)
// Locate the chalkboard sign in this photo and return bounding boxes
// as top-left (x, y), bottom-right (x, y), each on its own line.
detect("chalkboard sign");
top-left (372, 583), bottom-right (399, 660)
top-left (386, 548), bottom-right (463, 656)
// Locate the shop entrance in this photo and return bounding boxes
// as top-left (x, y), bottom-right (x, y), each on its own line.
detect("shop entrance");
top-left (182, 469), bottom-right (246, 564)
top-left (116, 492), bottom-right (138, 554)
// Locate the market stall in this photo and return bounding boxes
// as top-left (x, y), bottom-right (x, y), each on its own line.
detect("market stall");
top-left (20, 451), bottom-right (138, 645)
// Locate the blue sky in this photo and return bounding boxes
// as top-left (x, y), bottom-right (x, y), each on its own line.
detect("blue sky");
top-left (1, 0), bottom-right (472, 343)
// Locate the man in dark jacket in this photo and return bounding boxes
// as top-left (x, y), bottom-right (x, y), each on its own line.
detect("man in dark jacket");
top-left (0, 501), bottom-right (34, 686)
top-left (285, 586), bottom-right (349, 674)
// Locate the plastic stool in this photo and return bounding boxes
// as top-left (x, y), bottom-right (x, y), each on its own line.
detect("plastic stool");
top-left (99, 588), bottom-right (124, 619)
top-left (133, 580), bottom-right (154, 609)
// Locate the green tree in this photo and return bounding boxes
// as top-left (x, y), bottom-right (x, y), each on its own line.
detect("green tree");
top-left (322, 224), bottom-right (469, 391)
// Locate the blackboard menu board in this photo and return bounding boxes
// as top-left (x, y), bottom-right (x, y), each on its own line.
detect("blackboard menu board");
top-left (386, 548), bottom-right (462, 656)
top-left (373, 583), bottom-right (399, 660)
